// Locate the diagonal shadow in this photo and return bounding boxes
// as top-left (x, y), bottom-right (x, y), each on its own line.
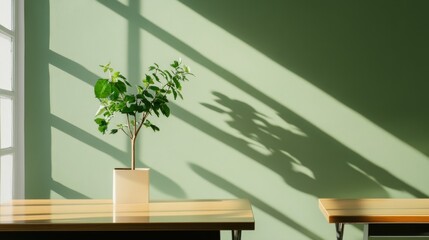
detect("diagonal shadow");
top-left (49, 50), bottom-right (98, 84)
top-left (201, 92), bottom-right (427, 198)
top-left (173, 98), bottom-right (427, 198)
top-left (126, 0), bottom-right (141, 85)
top-left (190, 163), bottom-right (324, 240)
top-left (50, 114), bottom-right (128, 163)
top-left (51, 178), bottom-right (90, 199)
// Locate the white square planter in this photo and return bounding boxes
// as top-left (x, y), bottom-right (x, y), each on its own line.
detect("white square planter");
top-left (113, 168), bottom-right (149, 204)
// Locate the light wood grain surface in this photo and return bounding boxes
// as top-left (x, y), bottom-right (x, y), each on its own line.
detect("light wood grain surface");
top-left (0, 199), bottom-right (254, 231)
top-left (319, 198), bottom-right (429, 223)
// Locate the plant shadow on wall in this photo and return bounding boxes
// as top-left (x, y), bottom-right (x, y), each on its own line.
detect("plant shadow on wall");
top-left (179, 0), bottom-right (429, 156)
top-left (201, 92), bottom-right (427, 198)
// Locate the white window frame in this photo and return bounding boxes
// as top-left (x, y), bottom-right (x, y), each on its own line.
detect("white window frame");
top-left (0, 0), bottom-right (25, 201)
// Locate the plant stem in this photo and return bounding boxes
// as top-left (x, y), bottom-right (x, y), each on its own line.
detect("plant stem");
top-left (131, 135), bottom-right (136, 170)
top-left (130, 113), bottom-right (139, 170)
top-left (127, 113), bottom-right (136, 170)
top-left (126, 114), bottom-right (133, 137)
top-left (120, 128), bottom-right (131, 139)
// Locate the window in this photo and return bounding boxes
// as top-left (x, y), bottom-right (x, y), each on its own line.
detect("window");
top-left (0, 0), bottom-right (24, 203)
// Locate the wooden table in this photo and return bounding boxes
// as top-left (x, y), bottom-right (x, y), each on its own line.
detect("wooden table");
top-left (0, 199), bottom-right (254, 240)
top-left (319, 198), bottom-right (429, 240)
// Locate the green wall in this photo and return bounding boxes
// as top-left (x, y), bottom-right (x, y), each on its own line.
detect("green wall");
top-left (25, 0), bottom-right (429, 239)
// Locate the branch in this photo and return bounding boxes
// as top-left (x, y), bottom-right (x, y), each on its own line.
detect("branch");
top-left (120, 128), bottom-right (132, 139)
top-left (133, 114), bottom-right (137, 136)
top-left (135, 112), bottom-right (148, 137)
top-left (126, 114), bottom-right (133, 137)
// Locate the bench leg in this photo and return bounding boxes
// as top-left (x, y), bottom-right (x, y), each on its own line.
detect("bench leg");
top-left (232, 230), bottom-right (241, 240)
top-left (336, 223), bottom-right (345, 240)
top-left (363, 224), bottom-right (369, 240)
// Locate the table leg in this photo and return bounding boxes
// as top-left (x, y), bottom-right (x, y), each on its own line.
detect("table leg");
top-left (232, 230), bottom-right (242, 240)
top-left (363, 224), bottom-right (369, 240)
top-left (336, 223), bottom-right (345, 240)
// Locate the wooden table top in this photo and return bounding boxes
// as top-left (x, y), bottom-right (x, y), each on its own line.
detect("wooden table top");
top-left (319, 198), bottom-right (429, 223)
top-left (0, 199), bottom-right (254, 231)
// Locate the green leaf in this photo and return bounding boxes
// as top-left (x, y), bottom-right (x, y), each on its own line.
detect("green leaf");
top-left (112, 71), bottom-right (120, 82)
top-left (171, 88), bottom-right (178, 100)
top-left (120, 106), bottom-right (133, 114)
top-left (98, 125), bottom-right (107, 134)
top-left (110, 129), bottom-right (118, 134)
top-left (94, 118), bottom-right (106, 125)
top-left (184, 65), bottom-right (191, 73)
top-left (150, 124), bottom-right (160, 132)
top-left (164, 70), bottom-right (173, 79)
top-left (152, 73), bottom-right (160, 82)
top-left (142, 98), bottom-right (152, 109)
top-left (149, 85), bottom-right (160, 91)
top-left (157, 69), bottom-right (167, 79)
top-left (95, 118), bottom-right (108, 134)
top-left (124, 95), bottom-right (136, 103)
top-left (153, 108), bottom-right (160, 117)
top-left (94, 79), bottom-right (111, 98)
top-left (136, 93), bottom-right (145, 100)
top-left (144, 74), bottom-right (154, 84)
top-left (137, 86), bottom-right (144, 94)
top-left (136, 105), bottom-right (145, 112)
top-left (115, 81), bottom-right (127, 93)
top-left (115, 102), bottom-right (126, 111)
top-left (160, 104), bottom-right (170, 117)
top-left (177, 90), bottom-right (183, 99)
top-left (109, 84), bottom-right (120, 100)
top-left (124, 79), bottom-right (132, 87)
top-left (143, 90), bottom-right (153, 98)
top-left (155, 94), bottom-right (168, 103)
top-left (101, 63), bottom-right (111, 73)
top-left (172, 76), bottom-right (182, 90)
top-left (129, 104), bottom-right (139, 112)
top-left (170, 60), bottom-right (179, 68)
top-left (143, 119), bottom-right (152, 127)
top-left (107, 104), bottom-right (115, 113)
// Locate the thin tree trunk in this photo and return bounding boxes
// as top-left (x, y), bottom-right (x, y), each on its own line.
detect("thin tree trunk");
top-left (131, 136), bottom-right (136, 170)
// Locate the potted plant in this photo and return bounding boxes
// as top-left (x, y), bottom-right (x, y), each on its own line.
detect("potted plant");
top-left (93, 58), bottom-right (193, 203)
